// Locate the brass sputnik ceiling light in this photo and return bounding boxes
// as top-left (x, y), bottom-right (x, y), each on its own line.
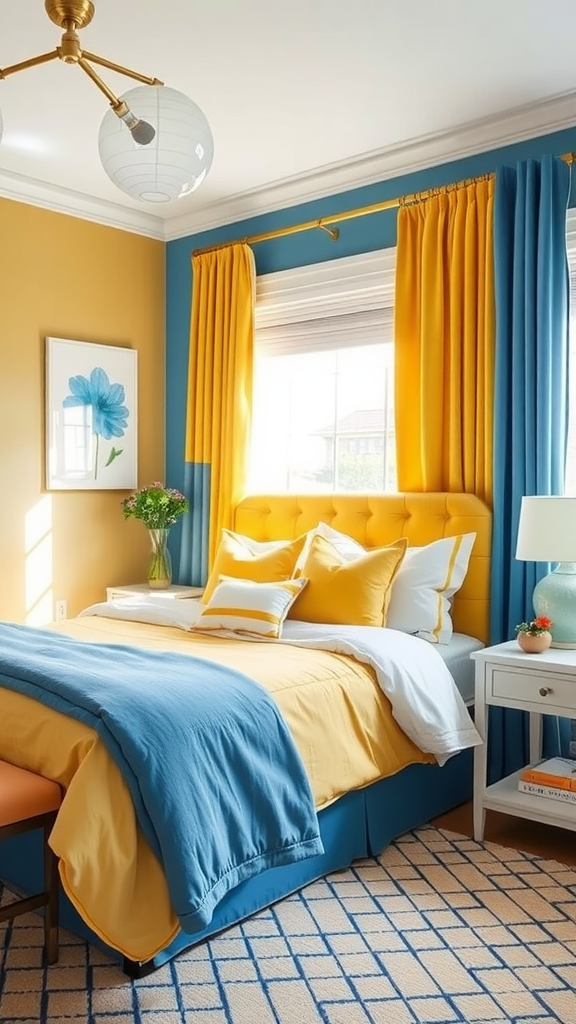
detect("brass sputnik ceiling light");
top-left (0, 0), bottom-right (214, 204)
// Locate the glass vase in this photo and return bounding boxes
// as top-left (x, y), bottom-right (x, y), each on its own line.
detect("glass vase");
top-left (148, 528), bottom-right (172, 589)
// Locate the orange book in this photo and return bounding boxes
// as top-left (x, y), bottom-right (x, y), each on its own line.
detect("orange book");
top-left (521, 757), bottom-right (576, 792)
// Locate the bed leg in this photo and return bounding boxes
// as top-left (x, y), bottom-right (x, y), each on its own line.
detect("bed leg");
top-left (122, 955), bottom-right (158, 978)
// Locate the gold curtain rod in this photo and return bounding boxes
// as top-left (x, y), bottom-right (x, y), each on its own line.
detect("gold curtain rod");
top-left (192, 151), bottom-right (575, 257)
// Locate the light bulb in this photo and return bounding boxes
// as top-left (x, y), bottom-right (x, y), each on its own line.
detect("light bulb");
top-left (118, 107), bottom-right (156, 146)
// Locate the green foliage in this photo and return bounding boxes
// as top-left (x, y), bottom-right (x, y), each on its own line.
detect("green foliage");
top-left (121, 482), bottom-right (189, 529)
top-left (314, 452), bottom-right (392, 491)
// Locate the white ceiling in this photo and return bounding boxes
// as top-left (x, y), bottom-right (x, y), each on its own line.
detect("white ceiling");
top-left (2, 0), bottom-right (576, 241)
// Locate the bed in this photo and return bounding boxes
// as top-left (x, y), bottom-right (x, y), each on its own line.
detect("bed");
top-left (0, 491), bottom-right (491, 977)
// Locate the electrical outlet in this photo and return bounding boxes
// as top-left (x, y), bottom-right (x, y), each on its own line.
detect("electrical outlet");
top-left (55, 599), bottom-right (68, 621)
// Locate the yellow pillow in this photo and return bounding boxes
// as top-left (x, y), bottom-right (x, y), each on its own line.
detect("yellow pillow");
top-left (202, 529), bottom-right (307, 604)
top-left (289, 533), bottom-right (408, 627)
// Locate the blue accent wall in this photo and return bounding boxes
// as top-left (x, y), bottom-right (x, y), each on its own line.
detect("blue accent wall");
top-left (166, 125), bottom-right (576, 521)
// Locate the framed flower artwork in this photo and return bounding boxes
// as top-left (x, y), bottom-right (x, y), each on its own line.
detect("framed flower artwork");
top-left (45, 337), bottom-right (138, 490)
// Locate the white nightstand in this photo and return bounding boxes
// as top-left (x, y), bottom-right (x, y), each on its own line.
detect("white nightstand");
top-left (472, 641), bottom-right (576, 841)
top-left (106, 583), bottom-right (204, 601)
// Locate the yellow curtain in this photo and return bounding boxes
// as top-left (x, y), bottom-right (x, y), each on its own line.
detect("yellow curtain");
top-left (184, 243), bottom-right (256, 572)
top-left (394, 178), bottom-right (495, 506)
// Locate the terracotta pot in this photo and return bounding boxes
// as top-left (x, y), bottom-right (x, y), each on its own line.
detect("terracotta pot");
top-left (516, 630), bottom-right (552, 654)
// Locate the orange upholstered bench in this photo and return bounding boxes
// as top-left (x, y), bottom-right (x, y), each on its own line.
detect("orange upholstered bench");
top-left (0, 760), bottom-right (62, 964)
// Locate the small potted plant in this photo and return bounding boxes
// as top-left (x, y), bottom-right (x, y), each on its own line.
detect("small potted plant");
top-left (515, 616), bottom-right (553, 654)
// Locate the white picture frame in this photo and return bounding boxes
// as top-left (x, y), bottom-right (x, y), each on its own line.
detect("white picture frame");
top-left (46, 337), bottom-right (138, 491)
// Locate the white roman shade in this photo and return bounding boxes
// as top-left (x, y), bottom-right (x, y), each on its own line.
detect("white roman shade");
top-left (255, 249), bottom-right (396, 356)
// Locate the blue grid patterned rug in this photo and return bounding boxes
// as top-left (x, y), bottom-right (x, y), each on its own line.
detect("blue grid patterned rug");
top-left (2, 824), bottom-right (576, 1024)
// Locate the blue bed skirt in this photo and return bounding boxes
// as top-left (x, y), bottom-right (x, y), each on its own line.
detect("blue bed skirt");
top-left (0, 749), bottom-right (472, 976)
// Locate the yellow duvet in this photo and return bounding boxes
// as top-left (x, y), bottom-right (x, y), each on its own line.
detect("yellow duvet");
top-left (0, 616), bottom-right (433, 960)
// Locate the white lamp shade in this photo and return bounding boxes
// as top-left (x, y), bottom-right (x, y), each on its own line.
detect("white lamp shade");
top-left (516, 496), bottom-right (576, 562)
top-left (98, 86), bottom-right (214, 204)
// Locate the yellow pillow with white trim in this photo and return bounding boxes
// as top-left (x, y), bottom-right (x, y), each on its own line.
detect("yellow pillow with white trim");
top-left (316, 522), bottom-right (476, 642)
top-left (202, 530), bottom-right (307, 604)
top-left (193, 577), bottom-right (308, 638)
top-left (289, 533), bottom-right (407, 627)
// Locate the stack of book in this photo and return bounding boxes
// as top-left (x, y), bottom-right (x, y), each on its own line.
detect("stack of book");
top-left (519, 757), bottom-right (576, 804)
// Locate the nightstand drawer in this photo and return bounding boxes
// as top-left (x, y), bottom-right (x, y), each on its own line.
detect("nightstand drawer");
top-left (490, 666), bottom-right (576, 713)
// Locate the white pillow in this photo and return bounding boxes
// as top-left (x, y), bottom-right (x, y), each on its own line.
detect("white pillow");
top-left (317, 522), bottom-right (476, 644)
top-left (316, 522), bottom-right (366, 561)
top-left (223, 530), bottom-right (289, 555)
top-left (386, 533), bottom-right (476, 643)
top-left (191, 576), bottom-right (308, 639)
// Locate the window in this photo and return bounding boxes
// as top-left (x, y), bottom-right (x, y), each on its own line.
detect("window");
top-left (249, 219), bottom-right (576, 497)
top-left (248, 250), bottom-right (397, 494)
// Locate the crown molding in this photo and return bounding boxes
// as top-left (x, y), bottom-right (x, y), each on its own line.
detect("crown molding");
top-left (1, 89), bottom-right (576, 243)
top-left (165, 89), bottom-right (576, 242)
top-left (0, 166), bottom-right (165, 239)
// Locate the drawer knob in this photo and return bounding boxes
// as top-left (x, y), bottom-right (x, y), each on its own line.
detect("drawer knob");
top-left (539, 686), bottom-right (551, 697)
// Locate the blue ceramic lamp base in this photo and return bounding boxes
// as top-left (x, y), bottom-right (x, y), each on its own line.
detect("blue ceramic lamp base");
top-left (533, 562), bottom-right (576, 649)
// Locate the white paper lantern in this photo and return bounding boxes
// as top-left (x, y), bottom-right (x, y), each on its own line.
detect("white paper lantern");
top-left (98, 85), bottom-right (213, 204)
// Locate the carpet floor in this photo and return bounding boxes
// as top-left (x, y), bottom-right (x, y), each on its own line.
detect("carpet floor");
top-left (2, 824), bottom-right (576, 1024)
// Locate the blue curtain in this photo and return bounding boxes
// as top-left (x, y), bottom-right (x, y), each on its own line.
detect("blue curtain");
top-left (490, 155), bottom-right (570, 779)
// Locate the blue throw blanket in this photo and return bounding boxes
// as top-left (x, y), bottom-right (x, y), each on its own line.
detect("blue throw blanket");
top-left (0, 623), bottom-right (323, 933)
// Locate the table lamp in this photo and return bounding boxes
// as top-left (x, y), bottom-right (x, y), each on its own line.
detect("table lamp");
top-left (515, 495), bottom-right (576, 649)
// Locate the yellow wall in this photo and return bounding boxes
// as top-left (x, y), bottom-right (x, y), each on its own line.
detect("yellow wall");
top-left (0, 198), bottom-right (165, 624)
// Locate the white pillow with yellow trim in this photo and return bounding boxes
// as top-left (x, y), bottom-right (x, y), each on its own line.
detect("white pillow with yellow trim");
top-left (192, 576), bottom-right (308, 639)
top-left (386, 533), bottom-right (476, 643)
top-left (317, 522), bottom-right (476, 643)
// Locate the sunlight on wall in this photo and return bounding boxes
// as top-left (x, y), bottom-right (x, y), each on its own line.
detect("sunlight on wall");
top-left (25, 496), bottom-right (54, 625)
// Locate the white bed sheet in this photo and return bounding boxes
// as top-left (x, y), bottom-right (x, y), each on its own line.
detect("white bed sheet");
top-left (78, 596), bottom-right (481, 765)
top-left (436, 633), bottom-right (484, 705)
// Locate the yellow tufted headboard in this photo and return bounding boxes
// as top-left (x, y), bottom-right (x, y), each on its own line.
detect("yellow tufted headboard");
top-left (234, 492), bottom-right (492, 645)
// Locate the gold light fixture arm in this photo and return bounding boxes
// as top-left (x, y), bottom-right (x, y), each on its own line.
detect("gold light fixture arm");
top-left (76, 55), bottom-right (127, 110)
top-left (73, 57), bottom-right (151, 144)
top-left (0, 0), bottom-right (165, 150)
top-left (0, 49), bottom-right (60, 80)
top-left (75, 57), bottom-right (156, 142)
top-left (81, 51), bottom-right (163, 88)
top-left (0, 0), bottom-right (162, 107)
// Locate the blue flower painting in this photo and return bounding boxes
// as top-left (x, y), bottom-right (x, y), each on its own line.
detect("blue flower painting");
top-left (47, 337), bottom-right (137, 491)
top-left (63, 366), bottom-right (130, 480)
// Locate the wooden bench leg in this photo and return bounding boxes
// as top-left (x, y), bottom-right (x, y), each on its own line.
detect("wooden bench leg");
top-left (43, 814), bottom-right (59, 964)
